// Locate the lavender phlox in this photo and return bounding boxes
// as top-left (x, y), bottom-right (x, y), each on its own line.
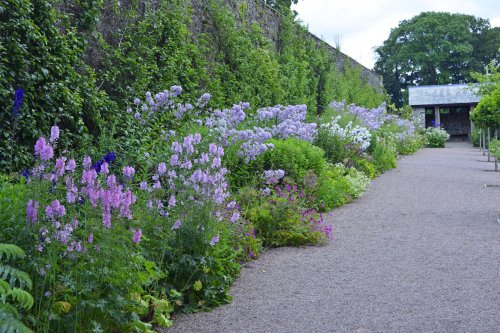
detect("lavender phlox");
top-left (50, 125), bottom-right (60, 143)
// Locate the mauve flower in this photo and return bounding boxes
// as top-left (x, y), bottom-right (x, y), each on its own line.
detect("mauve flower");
top-left (87, 233), bottom-right (94, 243)
top-left (50, 125), bottom-right (60, 143)
top-left (209, 234), bottom-right (220, 246)
top-left (66, 159), bottom-right (76, 172)
top-left (134, 98), bottom-right (140, 105)
top-left (171, 219), bottom-right (182, 230)
top-left (170, 154), bottom-right (179, 166)
top-left (158, 162), bottom-right (167, 175)
top-left (100, 162), bottom-right (109, 174)
top-left (230, 211), bottom-right (240, 223)
top-left (168, 195), bottom-right (176, 208)
top-left (40, 144), bottom-right (54, 161)
top-left (83, 156), bottom-right (92, 169)
top-left (132, 228), bottom-right (142, 244)
top-left (122, 166), bottom-right (135, 178)
top-left (26, 200), bottom-right (38, 223)
top-left (34, 137), bottom-right (46, 157)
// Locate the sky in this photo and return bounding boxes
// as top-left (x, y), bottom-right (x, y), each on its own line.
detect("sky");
top-left (292, 0), bottom-right (500, 70)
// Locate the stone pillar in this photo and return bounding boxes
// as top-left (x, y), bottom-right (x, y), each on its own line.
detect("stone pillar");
top-left (434, 106), bottom-right (441, 126)
top-left (470, 105), bottom-right (475, 132)
top-left (412, 107), bottom-right (425, 129)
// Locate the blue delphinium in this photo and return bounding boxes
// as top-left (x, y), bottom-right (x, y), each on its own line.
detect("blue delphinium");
top-left (13, 89), bottom-right (24, 117)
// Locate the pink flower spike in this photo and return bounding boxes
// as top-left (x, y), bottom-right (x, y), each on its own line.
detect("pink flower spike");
top-left (50, 125), bottom-right (60, 143)
top-left (123, 166), bottom-right (135, 178)
top-left (132, 228), bottom-right (142, 244)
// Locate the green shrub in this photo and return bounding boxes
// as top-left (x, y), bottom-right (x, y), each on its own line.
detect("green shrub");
top-left (423, 127), bottom-right (450, 148)
top-left (370, 136), bottom-right (398, 173)
top-left (225, 138), bottom-right (327, 190)
top-left (316, 164), bottom-right (370, 210)
top-left (245, 182), bottom-right (331, 246)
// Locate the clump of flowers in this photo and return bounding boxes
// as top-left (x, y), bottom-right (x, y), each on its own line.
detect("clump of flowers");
top-left (320, 115), bottom-right (371, 151)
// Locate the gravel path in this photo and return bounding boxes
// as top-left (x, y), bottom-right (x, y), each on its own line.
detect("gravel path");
top-left (165, 142), bottom-right (500, 333)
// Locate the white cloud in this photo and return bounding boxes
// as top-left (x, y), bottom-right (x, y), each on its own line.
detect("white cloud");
top-left (292, 0), bottom-right (500, 70)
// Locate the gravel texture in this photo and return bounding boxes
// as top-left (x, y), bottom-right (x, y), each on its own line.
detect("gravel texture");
top-left (164, 142), bottom-right (500, 333)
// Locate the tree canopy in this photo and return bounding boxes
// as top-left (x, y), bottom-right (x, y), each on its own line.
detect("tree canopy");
top-left (374, 12), bottom-right (500, 106)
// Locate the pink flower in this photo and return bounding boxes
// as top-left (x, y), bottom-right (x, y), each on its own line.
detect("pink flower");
top-left (50, 125), bottom-right (60, 143)
top-left (34, 137), bottom-right (47, 157)
top-left (132, 228), bottom-right (142, 244)
top-left (40, 145), bottom-right (54, 161)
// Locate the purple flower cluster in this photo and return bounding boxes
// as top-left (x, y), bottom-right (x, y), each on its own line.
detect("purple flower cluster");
top-left (34, 137), bottom-right (54, 161)
top-left (256, 105), bottom-right (317, 142)
top-left (130, 86), bottom-right (212, 123)
top-left (264, 169), bottom-right (285, 184)
top-left (329, 101), bottom-right (387, 131)
top-left (142, 132), bottom-right (232, 230)
top-left (28, 128), bottom-right (140, 253)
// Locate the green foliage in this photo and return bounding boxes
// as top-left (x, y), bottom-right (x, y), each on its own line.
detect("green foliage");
top-left (375, 11), bottom-right (500, 106)
top-left (246, 182), bottom-right (328, 246)
top-left (423, 127), bottom-right (450, 148)
top-left (0, 0), bottom-right (109, 173)
top-left (316, 164), bottom-right (370, 210)
top-left (369, 136), bottom-right (398, 173)
top-left (0, 243), bottom-right (34, 333)
top-left (471, 84), bottom-right (500, 129)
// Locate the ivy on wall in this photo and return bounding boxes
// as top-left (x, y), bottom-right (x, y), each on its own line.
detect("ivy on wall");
top-left (0, 0), bottom-right (386, 173)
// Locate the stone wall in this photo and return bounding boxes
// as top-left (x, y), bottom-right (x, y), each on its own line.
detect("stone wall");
top-left (63, 0), bottom-right (382, 90)
top-left (412, 108), bottom-right (426, 129)
top-left (189, 0), bottom-right (383, 89)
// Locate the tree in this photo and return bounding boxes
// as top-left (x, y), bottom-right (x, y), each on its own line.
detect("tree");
top-left (374, 12), bottom-right (500, 106)
top-left (264, 0), bottom-right (299, 12)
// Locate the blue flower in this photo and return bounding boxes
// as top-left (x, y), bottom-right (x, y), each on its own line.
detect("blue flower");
top-left (13, 89), bottom-right (24, 117)
top-left (104, 151), bottom-right (115, 163)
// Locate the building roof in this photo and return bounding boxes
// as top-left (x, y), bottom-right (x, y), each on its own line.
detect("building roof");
top-left (408, 84), bottom-right (481, 107)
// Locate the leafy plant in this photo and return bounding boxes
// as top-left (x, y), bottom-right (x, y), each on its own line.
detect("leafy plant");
top-left (0, 243), bottom-right (34, 333)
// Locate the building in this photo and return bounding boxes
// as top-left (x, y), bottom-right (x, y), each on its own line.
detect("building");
top-left (409, 84), bottom-right (481, 137)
